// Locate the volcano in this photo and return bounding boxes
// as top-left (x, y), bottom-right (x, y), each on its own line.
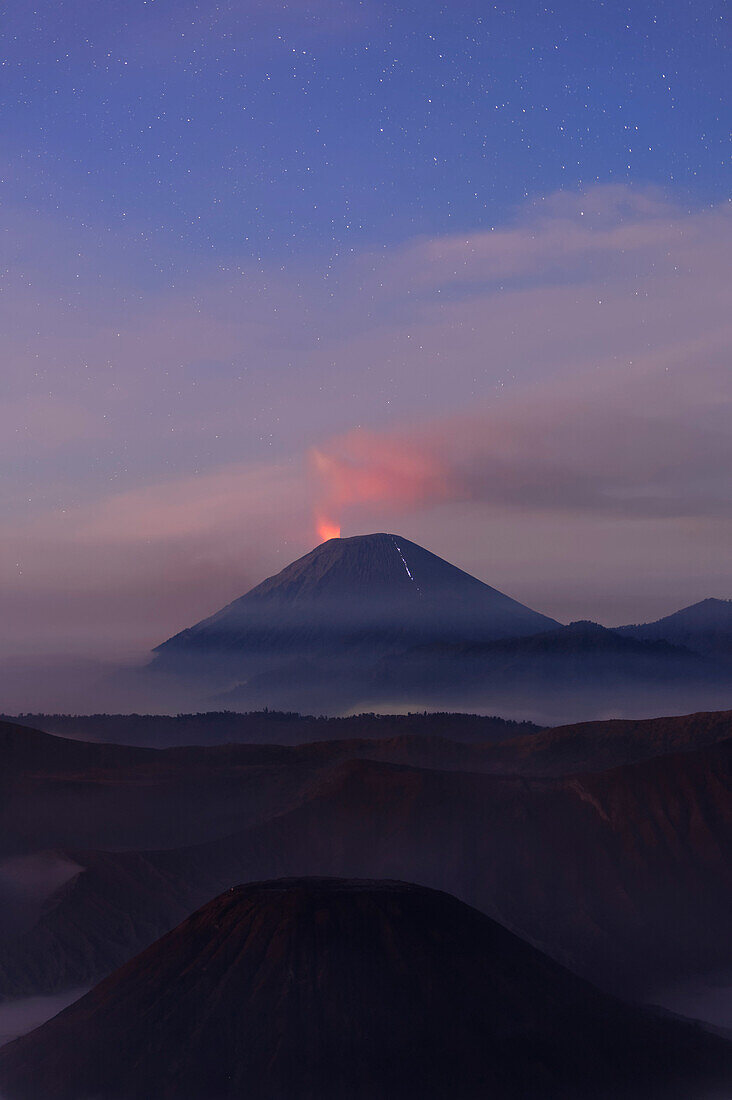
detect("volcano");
top-left (1, 878), bottom-right (729, 1100)
top-left (145, 537), bottom-right (732, 718)
top-left (151, 533), bottom-right (558, 701)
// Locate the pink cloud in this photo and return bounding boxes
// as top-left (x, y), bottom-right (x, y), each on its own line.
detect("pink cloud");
top-left (310, 431), bottom-right (453, 539)
top-left (308, 352), bottom-right (732, 531)
top-left (1, 184), bottom-right (730, 653)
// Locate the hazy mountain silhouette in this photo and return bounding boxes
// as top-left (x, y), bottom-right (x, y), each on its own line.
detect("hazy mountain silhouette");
top-left (150, 533), bottom-right (558, 699)
top-left (5, 541), bottom-right (730, 720)
top-left (378, 618), bottom-right (700, 674)
top-left (619, 598), bottom-right (732, 657)
top-left (370, 619), bottom-right (714, 701)
top-left (216, 623), bottom-right (732, 722)
top-left (1, 878), bottom-right (729, 1100)
top-left (143, 534), bottom-right (732, 719)
top-left (244, 616), bottom-right (713, 728)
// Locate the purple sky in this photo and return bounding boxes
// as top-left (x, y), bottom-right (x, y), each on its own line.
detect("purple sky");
top-left (3, 184), bottom-right (730, 661)
top-left (1, 2), bottom-right (730, 667)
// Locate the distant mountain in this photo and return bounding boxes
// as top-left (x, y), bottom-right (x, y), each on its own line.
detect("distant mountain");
top-left (365, 618), bottom-right (731, 722)
top-left (1, 878), bottom-right (729, 1100)
top-left (618, 597), bottom-right (732, 657)
top-left (396, 618), bottom-right (696, 661)
top-left (152, 533), bottom-right (558, 693)
top-left (142, 540), bottom-right (732, 719)
top-left (181, 617), bottom-right (732, 725)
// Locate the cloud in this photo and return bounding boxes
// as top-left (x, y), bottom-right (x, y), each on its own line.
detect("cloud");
top-left (0, 458), bottom-right (314, 655)
top-left (75, 460), bottom-right (310, 545)
top-left (0, 183), bottom-right (730, 653)
top-left (363, 185), bottom-right (731, 300)
top-left (309, 350), bottom-right (732, 528)
top-left (310, 432), bottom-right (453, 532)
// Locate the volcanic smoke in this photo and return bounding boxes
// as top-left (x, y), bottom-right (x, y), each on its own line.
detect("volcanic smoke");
top-left (317, 517), bottom-right (341, 542)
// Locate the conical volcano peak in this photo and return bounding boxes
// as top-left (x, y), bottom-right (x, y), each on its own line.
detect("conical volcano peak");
top-left (315, 532), bottom-right (398, 543)
top-left (3, 877), bottom-right (729, 1100)
top-left (154, 533), bottom-right (559, 663)
top-left (247, 532), bottom-right (445, 602)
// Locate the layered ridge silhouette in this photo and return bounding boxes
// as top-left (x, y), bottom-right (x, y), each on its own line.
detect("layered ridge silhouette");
top-left (619, 597), bottom-right (732, 657)
top-left (1, 711), bottom-right (730, 1005)
top-left (141, 533), bottom-right (732, 719)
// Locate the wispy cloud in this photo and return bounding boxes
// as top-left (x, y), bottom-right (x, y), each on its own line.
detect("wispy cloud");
top-left (363, 185), bottom-right (731, 298)
top-left (310, 350), bottom-right (732, 528)
top-left (1, 184), bottom-right (730, 651)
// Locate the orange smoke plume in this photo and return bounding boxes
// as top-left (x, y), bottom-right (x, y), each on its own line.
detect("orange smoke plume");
top-left (316, 516), bottom-right (341, 542)
top-left (310, 429), bottom-right (452, 538)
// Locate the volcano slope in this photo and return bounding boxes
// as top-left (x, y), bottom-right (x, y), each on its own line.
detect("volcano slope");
top-left (1, 879), bottom-right (730, 1100)
top-left (155, 532), bottom-right (558, 660)
top-left (149, 532), bottom-right (559, 710)
top-left (1, 721), bottom-right (730, 1005)
top-left (146, 536), bottom-right (732, 718)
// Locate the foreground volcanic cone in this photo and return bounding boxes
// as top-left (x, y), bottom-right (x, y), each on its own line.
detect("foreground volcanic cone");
top-left (0, 878), bottom-right (729, 1100)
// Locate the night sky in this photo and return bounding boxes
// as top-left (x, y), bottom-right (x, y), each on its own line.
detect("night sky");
top-left (1, 0), bottom-right (730, 665)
